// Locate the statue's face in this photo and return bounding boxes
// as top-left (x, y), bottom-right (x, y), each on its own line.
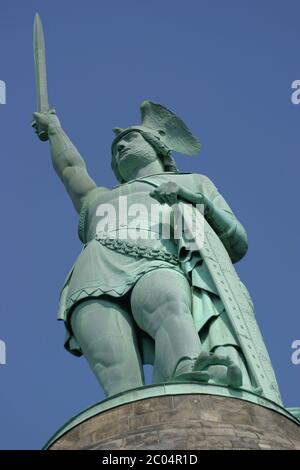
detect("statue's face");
top-left (113, 131), bottom-right (158, 181)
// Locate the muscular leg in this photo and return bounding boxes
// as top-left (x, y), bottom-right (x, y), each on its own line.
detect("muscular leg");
top-left (130, 269), bottom-right (202, 382)
top-left (70, 297), bottom-right (144, 397)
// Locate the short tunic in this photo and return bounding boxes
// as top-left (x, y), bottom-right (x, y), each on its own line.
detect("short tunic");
top-left (58, 172), bottom-right (245, 357)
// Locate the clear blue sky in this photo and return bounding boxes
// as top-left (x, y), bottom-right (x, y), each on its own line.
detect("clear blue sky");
top-left (0, 0), bottom-right (300, 449)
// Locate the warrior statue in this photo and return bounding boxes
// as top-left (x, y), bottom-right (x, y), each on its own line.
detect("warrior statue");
top-left (32, 14), bottom-right (282, 405)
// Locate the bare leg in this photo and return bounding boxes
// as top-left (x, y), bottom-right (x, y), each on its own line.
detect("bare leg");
top-left (70, 297), bottom-right (144, 397)
top-left (130, 269), bottom-right (202, 382)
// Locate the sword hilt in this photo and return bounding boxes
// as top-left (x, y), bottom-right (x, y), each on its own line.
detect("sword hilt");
top-left (32, 107), bottom-right (57, 142)
top-left (31, 118), bottom-right (49, 141)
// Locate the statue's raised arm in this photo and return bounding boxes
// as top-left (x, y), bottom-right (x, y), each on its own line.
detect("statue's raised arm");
top-left (32, 13), bottom-right (96, 213)
top-left (32, 110), bottom-right (97, 213)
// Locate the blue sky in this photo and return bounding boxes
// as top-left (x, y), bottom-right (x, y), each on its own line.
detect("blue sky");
top-left (0, 0), bottom-right (300, 449)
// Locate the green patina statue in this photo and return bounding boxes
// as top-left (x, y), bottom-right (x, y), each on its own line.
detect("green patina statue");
top-left (32, 14), bottom-right (282, 406)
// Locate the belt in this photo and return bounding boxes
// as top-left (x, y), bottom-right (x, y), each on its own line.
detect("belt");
top-left (95, 232), bottom-right (179, 265)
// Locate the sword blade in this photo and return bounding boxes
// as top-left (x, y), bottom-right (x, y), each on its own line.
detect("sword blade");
top-left (33, 13), bottom-right (49, 113)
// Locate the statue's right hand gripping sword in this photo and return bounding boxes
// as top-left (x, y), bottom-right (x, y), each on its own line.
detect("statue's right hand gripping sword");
top-left (33, 12), bottom-right (51, 141)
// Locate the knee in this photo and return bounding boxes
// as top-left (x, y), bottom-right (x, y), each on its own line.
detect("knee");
top-left (135, 291), bottom-right (192, 336)
top-left (161, 294), bottom-right (192, 327)
top-left (162, 292), bottom-right (191, 318)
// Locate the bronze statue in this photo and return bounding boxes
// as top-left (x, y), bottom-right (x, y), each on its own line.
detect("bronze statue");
top-left (32, 13), bottom-right (282, 405)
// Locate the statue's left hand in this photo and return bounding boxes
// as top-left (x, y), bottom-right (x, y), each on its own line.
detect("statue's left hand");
top-left (150, 182), bottom-right (207, 207)
top-left (150, 182), bottom-right (182, 205)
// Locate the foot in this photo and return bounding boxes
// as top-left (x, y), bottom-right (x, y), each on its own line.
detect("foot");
top-left (170, 357), bottom-right (210, 384)
top-left (194, 351), bottom-right (243, 389)
top-left (226, 362), bottom-right (243, 388)
top-left (170, 370), bottom-right (210, 383)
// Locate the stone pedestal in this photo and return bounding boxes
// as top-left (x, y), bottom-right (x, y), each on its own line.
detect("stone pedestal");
top-left (45, 384), bottom-right (300, 450)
